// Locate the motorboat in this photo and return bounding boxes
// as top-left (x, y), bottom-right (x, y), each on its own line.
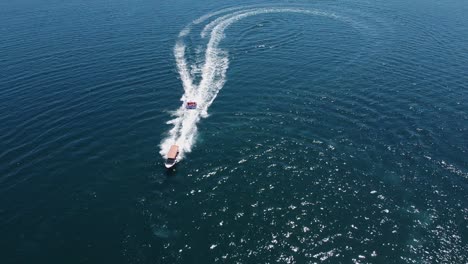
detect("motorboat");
top-left (165, 145), bottom-right (179, 168)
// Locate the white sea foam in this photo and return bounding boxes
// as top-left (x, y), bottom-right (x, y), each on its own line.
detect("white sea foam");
top-left (160, 7), bottom-right (355, 161)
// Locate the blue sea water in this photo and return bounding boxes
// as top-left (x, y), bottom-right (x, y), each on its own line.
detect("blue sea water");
top-left (0, 0), bottom-right (467, 263)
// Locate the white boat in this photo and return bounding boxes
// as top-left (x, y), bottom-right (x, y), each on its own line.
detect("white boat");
top-left (165, 145), bottom-right (179, 168)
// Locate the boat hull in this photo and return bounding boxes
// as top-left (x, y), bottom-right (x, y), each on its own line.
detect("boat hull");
top-left (165, 160), bottom-right (177, 169)
top-left (165, 163), bottom-right (176, 169)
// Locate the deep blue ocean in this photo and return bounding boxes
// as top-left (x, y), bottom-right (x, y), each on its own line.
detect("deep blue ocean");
top-left (1, 0), bottom-right (467, 263)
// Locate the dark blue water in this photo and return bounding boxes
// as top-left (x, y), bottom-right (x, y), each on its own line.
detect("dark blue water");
top-left (1, 0), bottom-right (467, 263)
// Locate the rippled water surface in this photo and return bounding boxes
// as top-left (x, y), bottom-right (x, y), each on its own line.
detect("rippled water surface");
top-left (1, 0), bottom-right (467, 263)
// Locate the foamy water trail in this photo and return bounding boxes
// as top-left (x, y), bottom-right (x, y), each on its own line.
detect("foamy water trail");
top-left (160, 7), bottom-right (358, 161)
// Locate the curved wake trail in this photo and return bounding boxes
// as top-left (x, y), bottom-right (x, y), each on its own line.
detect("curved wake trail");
top-left (160, 6), bottom-right (356, 161)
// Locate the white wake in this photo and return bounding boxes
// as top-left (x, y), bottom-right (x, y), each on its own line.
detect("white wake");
top-left (160, 6), bottom-right (356, 161)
